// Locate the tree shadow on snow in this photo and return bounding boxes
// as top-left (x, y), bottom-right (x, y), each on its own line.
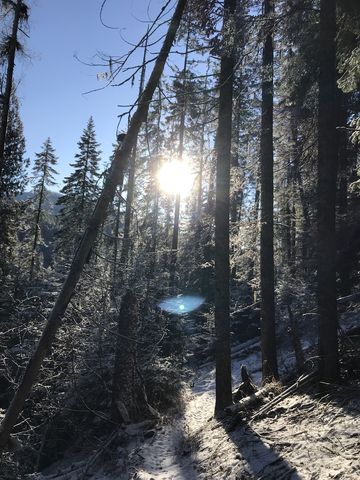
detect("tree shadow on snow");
top-left (219, 417), bottom-right (303, 480)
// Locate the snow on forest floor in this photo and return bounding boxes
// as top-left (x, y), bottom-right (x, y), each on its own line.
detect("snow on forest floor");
top-left (31, 333), bottom-right (360, 480)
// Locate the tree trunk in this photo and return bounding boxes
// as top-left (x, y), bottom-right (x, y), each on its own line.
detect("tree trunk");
top-left (0, 0), bottom-right (187, 448)
top-left (214, 0), bottom-right (236, 412)
top-left (287, 304), bottom-right (305, 373)
top-left (260, 0), bottom-right (278, 382)
top-left (112, 185), bottom-right (123, 295)
top-left (169, 26), bottom-right (190, 292)
top-left (0, 0), bottom-right (22, 182)
top-left (317, 0), bottom-right (340, 382)
top-left (111, 291), bottom-right (139, 423)
top-left (147, 89), bottom-right (162, 285)
top-left (29, 170), bottom-right (46, 281)
top-left (120, 38), bottom-right (148, 274)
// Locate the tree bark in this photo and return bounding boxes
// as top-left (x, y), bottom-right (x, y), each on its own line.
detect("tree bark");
top-left (317, 0), bottom-right (340, 382)
top-left (0, 0), bottom-right (187, 448)
top-left (112, 291), bottom-right (139, 423)
top-left (214, 0), bottom-right (236, 412)
top-left (260, 0), bottom-right (278, 382)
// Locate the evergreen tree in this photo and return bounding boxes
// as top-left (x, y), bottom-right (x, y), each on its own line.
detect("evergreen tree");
top-left (56, 117), bottom-right (101, 258)
top-left (29, 137), bottom-right (58, 280)
top-left (0, 94), bottom-right (27, 279)
top-left (0, 93), bottom-right (27, 198)
top-left (0, 0), bottom-right (28, 177)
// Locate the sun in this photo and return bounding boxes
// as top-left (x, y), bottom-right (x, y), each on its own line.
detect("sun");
top-left (157, 159), bottom-right (195, 197)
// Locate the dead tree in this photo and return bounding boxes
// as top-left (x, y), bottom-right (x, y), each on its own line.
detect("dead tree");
top-left (112, 291), bottom-right (141, 423)
top-left (0, 0), bottom-right (188, 449)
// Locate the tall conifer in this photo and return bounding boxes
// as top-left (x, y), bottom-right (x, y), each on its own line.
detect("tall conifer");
top-left (56, 117), bottom-right (101, 257)
top-left (29, 138), bottom-right (58, 279)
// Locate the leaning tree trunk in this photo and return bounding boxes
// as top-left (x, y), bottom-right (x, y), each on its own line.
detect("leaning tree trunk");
top-left (260, 0), bottom-right (278, 382)
top-left (317, 0), bottom-right (340, 383)
top-left (214, 0), bottom-right (236, 412)
top-left (0, 0), bottom-right (187, 448)
top-left (0, 0), bottom-right (23, 182)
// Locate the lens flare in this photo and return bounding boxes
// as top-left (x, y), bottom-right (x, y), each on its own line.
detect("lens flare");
top-left (158, 295), bottom-right (205, 315)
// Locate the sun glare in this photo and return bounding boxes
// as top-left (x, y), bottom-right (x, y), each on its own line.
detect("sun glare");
top-left (157, 159), bottom-right (195, 197)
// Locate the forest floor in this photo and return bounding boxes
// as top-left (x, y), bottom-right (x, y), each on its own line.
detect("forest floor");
top-left (29, 323), bottom-right (360, 480)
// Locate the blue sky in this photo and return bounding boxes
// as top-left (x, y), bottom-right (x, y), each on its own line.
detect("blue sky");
top-left (16, 0), bottom-right (172, 189)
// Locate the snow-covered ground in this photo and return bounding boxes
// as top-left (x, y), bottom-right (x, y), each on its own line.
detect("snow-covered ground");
top-left (30, 332), bottom-right (360, 480)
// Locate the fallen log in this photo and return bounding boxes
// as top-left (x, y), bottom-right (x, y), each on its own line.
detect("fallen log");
top-left (250, 370), bottom-right (318, 422)
top-left (226, 384), bottom-right (274, 415)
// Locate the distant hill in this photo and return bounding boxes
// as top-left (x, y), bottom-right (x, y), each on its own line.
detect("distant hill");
top-left (17, 191), bottom-right (62, 214)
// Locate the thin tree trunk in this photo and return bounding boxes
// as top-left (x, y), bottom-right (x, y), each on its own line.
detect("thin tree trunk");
top-left (0, 0), bottom-right (22, 182)
top-left (0, 0), bottom-right (187, 448)
top-left (169, 26), bottom-right (190, 292)
top-left (29, 168), bottom-right (46, 281)
top-left (317, 0), bottom-right (340, 383)
top-left (197, 130), bottom-right (204, 220)
top-left (287, 304), bottom-right (305, 373)
top-left (120, 36), bottom-right (148, 272)
top-left (148, 89), bottom-right (162, 282)
top-left (112, 186), bottom-right (123, 292)
top-left (260, 0), bottom-right (278, 382)
top-left (214, 0), bottom-right (236, 412)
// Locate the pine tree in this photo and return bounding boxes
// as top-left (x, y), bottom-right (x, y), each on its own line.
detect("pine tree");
top-left (0, 94), bottom-right (27, 198)
top-left (29, 138), bottom-right (58, 280)
top-left (0, 94), bottom-right (27, 279)
top-left (56, 117), bottom-right (101, 258)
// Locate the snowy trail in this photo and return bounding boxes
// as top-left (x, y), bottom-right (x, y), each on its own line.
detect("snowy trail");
top-left (130, 337), bottom-right (360, 480)
top-left (130, 343), bottom-right (262, 480)
top-left (30, 330), bottom-right (360, 480)
top-left (130, 385), bottom-right (215, 479)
